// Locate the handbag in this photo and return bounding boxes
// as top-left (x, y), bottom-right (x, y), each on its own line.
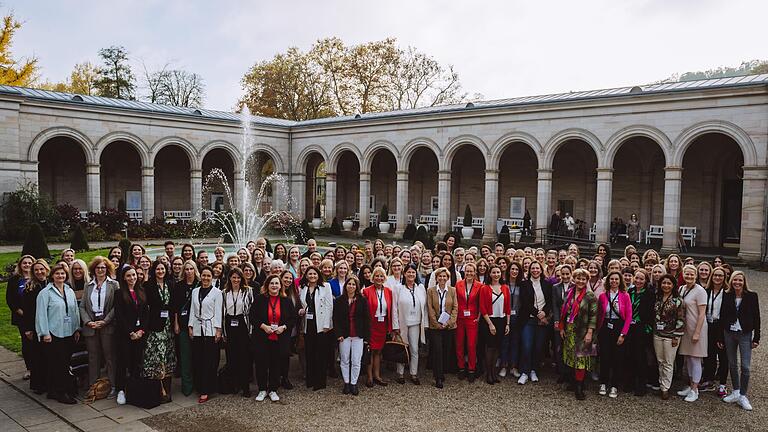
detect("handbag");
top-left (84, 378), bottom-right (111, 403)
top-left (361, 341), bottom-right (371, 366)
top-left (382, 335), bottom-right (410, 364)
top-left (126, 376), bottom-right (161, 409)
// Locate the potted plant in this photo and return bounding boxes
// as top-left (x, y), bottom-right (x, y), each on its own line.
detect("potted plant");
top-left (378, 204), bottom-right (390, 233)
top-left (312, 201), bottom-right (322, 229)
top-left (342, 216), bottom-right (354, 231)
top-left (461, 204), bottom-right (474, 239)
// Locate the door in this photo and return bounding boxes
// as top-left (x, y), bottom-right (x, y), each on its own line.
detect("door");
top-left (720, 179), bottom-right (742, 244)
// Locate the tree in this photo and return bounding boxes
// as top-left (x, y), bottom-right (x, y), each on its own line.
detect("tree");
top-left (144, 64), bottom-right (205, 107)
top-left (69, 224), bottom-right (90, 252)
top-left (0, 14), bottom-right (38, 86)
top-left (69, 62), bottom-right (99, 95)
top-left (22, 223), bottom-right (50, 259)
top-left (241, 37), bottom-right (466, 120)
top-left (95, 46), bottom-right (135, 99)
top-left (659, 60), bottom-right (768, 83)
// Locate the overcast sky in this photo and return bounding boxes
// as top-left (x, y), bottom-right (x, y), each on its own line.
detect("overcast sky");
top-left (8, 0), bottom-right (768, 112)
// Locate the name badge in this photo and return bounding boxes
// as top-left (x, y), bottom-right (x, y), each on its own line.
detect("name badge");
top-left (378, 316), bottom-right (385, 322)
top-left (160, 310), bottom-right (169, 319)
top-left (135, 319), bottom-right (141, 326)
top-left (511, 310), bottom-right (517, 316)
top-left (181, 310), bottom-right (189, 316)
top-left (64, 316), bottom-right (72, 324)
top-left (230, 319), bottom-right (239, 327)
top-left (270, 324), bottom-right (279, 331)
top-left (463, 310), bottom-right (471, 317)
top-left (656, 323), bottom-right (665, 331)
top-left (607, 322), bottom-right (614, 330)
top-left (730, 324), bottom-right (741, 332)
top-left (94, 312), bottom-right (103, 319)
top-left (306, 313), bottom-right (314, 320)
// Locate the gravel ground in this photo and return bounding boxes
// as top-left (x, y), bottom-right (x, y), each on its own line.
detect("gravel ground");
top-left (144, 268), bottom-right (768, 432)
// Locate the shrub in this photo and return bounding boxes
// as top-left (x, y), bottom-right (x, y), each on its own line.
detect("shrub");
top-left (88, 208), bottom-right (129, 235)
top-left (56, 203), bottom-right (82, 230)
top-left (86, 225), bottom-right (107, 242)
top-left (295, 219), bottom-right (312, 244)
top-left (463, 204), bottom-right (472, 227)
top-left (313, 201), bottom-right (321, 219)
top-left (2, 181), bottom-right (62, 240)
top-left (118, 238), bottom-right (132, 259)
top-left (22, 223), bottom-right (50, 259)
top-left (402, 223), bottom-right (417, 240)
top-left (361, 225), bottom-right (379, 238)
top-left (69, 224), bottom-right (90, 251)
top-left (380, 204), bottom-right (389, 223)
top-left (498, 224), bottom-right (511, 247)
top-left (414, 225), bottom-right (435, 250)
top-left (329, 217), bottom-right (341, 235)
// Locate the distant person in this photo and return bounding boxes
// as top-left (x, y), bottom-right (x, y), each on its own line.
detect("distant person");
top-left (549, 210), bottom-right (561, 235)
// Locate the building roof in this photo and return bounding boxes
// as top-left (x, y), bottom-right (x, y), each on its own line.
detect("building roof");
top-left (1, 74), bottom-right (766, 129)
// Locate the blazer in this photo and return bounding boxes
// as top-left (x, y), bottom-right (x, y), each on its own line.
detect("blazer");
top-left (299, 283), bottom-right (334, 333)
top-left (719, 290), bottom-right (761, 344)
top-left (362, 285), bottom-right (399, 332)
top-left (114, 287), bottom-right (150, 339)
top-left (35, 283), bottom-right (81, 340)
top-left (519, 278), bottom-right (553, 322)
top-left (189, 286), bottom-right (223, 337)
top-left (222, 287), bottom-right (255, 337)
top-left (79, 277), bottom-right (119, 336)
top-left (21, 282), bottom-right (45, 333)
top-left (250, 294), bottom-right (296, 357)
top-left (332, 295), bottom-right (371, 341)
top-left (628, 284), bottom-right (656, 331)
top-left (551, 282), bottom-right (572, 324)
top-left (6, 274), bottom-right (27, 326)
top-left (596, 290), bottom-right (633, 336)
top-left (426, 285), bottom-right (458, 330)
top-left (394, 283), bottom-right (428, 345)
top-left (144, 279), bottom-right (174, 333)
top-left (479, 284), bottom-right (512, 317)
top-left (455, 279), bottom-right (483, 321)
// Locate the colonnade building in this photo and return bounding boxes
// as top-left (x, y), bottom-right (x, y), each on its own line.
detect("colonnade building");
top-left (1, 75), bottom-right (767, 261)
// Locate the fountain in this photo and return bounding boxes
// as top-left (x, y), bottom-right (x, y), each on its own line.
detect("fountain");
top-left (197, 106), bottom-right (300, 249)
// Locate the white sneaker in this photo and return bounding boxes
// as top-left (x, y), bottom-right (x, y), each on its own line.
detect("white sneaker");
top-left (511, 368), bottom-right (521, 378)
top-left (684, 389), bottom-right (699, 402)
top-left (268, 391), bottom-right (279, 402)
top-left (498, 368), bottom-right (507, 378)
top-left (599, 384), bottom-right (607, 395)
top-left (677, 386), bottom-right (691, 397)
top-left (738, 395), bottom-right (753, 411)
top-left (609, 387), bottom-right (618, 398)
top-left (723, 390), bottom-right (741, 403)
top-left (116, 390), bottom-right (126, 405)
top-left (517, 373), bottom-right (528, 385)
top-left (255, 391), bottom-right (267, 401)
top-left (530, 370), bottom-right (539, 382)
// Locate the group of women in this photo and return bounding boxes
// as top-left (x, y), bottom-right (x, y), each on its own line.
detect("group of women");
top-left (5, 237), bottom-right (759, 411)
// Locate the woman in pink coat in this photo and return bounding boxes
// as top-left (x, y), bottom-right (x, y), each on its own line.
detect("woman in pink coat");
top-left (596, 271), bottom-right (632, 398)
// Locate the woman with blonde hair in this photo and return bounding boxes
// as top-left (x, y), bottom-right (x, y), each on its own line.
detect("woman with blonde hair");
top-left (559, 268), bottom-right (598, 400)
top-left (171, 260), bottom-right (199, 396)
top-left (702, 266), bottom-right (729, 397)
top-left (362, 266), bottom-right (399, 386)
top-left (80, 256), bottom-right (118, 394)
top-left (720, 271), bottom-right (760, 410)
top-left (677, 264), bottom-right (708, 402)
top-left (697, 261), bottom-right (713, 289)
top-left (427, 267), bottom-right (458, 388)
top-left (22, 259), bottom-right (50, 394)
top-left (68, 258), bottom-right (90, 300)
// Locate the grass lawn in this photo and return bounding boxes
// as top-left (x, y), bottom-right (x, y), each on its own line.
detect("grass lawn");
top-left (0, 247), bottom-right (112, 353)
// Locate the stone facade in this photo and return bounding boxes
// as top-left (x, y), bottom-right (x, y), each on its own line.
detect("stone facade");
top-left (0, 77), bottom-right (766, 261)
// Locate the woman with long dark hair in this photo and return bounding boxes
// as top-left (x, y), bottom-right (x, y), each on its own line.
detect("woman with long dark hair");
top-left (298, 266), bottom-right (334, 390)
top-left (653, 274), bottom-right (685, 400)
top-left (280, 269), bottom-right (300, 389)
top-left (188, 266), bottom-right (223, 403)
top-left (222, 267), bottom-right (254, 397)
top-left (114, 266), bottom-right (148, 405)
top-left (480, 264), bottom-right (511, 385)
top-left (142, 261), bottom-right (176, 403)
top-left (596, 271), bottom-right (631, 398)
top-left (518, 261), bottom-right (553, 384)
top-left (333, 277), bottom-right (370, 395)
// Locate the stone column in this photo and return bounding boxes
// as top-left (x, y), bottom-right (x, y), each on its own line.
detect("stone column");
top-left (483, 169), bottom-right (499, 242)
top-left (595, 168), bottom-right (613, 243)
top-left (291, 172), bottom-right (306, 217)
top-left (395, 170), bottom-right (409, 237)
top-left (535, 169), bottom-right (553, 240)
top-left (661, 167), bottom-right (683, 253)
top-left (358, 171), bottom-right (371, 234)
top-left (437, 170), bottom-right (452, 237)
top-left (141, 166), bottom-right (155, 222)
top-left (234, 172), bottom-right (245, 214)
top-left (86, 163), bottom-right (101, 213)
top-left (584, 173), bottom-right (596, 227)
top-left (738, 166), bottom-right (768, 263)
top-left (190, 169), bottom-right (202, 221)
top-left (325, 172), bottom-right (337, 223)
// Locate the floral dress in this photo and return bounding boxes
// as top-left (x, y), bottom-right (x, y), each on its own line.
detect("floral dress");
top-left (142, 283), bottom-right (176, 379)
top-left (562, 289), bottom-right (598, 370)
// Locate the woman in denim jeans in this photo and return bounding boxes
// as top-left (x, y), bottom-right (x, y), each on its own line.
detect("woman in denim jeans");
top-left (720, 271), bottom-right (760, 411)
top-left (517, 261), bottom-right (553, 384)
top-left (499, 262), bottom-right (524, 379)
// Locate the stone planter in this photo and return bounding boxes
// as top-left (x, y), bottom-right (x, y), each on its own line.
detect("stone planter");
top-left (312, 218), bottom-right (322, 229)
top-left (461, 226), bottom-right (475, 239)
top-left (378, 222), bottom-right (391, 234)
top-left (342, 219), bottom-right (354, 231)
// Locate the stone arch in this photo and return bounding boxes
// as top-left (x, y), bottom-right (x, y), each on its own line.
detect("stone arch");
top-left (199, 140), bottom-right (242, 172)
top-left (398, 137), bottom-right (442, 171)
top-left (28, 126), bottom-right (95, 164)
top-left (542, 128), bottom-right (603, 169)
top-left (246, 143), bottom-right (285, 173)
top-left (672, 120), bottom-right (758, 166)
top-left (328, 142), bottom-right (363, 173)
top-left (603, 125), bottom-right (672, 167)
top-left (95, 131), bottom-right (150, 166)
top-left (442, 134), bottom-right (489, 170)
top-left (489, 131), bottom-right (543, 170)
top-left (150, 136), bottom-right (199, 168)
top-left (361, 140), bottom-right (400, 172)
top-left (295, 145), bottom-right (329, 174)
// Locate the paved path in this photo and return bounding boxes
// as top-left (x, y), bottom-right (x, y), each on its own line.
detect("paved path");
top-left (0, 346), bottom-right (200, 432)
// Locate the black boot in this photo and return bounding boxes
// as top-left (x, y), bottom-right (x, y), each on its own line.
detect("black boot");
top-left (342, 383), bottom-right (350, 394)
top-left (575, 380), bottom-right (586, 400)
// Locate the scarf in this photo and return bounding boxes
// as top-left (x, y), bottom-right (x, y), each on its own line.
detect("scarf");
top-left (561, 287), bottom-right (587, 327)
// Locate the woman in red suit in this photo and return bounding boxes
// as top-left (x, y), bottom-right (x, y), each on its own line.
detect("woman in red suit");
top-left (362, 267), bottom-right (399, 387)
top-left (455, 262), bottom-right (482, 382)
top-left (480, 264), bottom-right (511, 384)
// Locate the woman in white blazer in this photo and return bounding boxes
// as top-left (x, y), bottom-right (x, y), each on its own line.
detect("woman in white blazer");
top-left (188, 266), bottom-right (222, 403)
top-left (394, 264), bottom-right (428, 384)
top-left (298, 266), bottom-right (334, 390)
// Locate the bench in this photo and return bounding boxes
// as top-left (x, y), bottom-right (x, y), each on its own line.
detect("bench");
top-left (418, 214), bottom-right (439, 231)
top-left (452, 217), bottom-right (484, 234)
top-left (680, 226), bottom-right (697, 247)
top-left (387, 214), bottom-right (413, 229)
top-left (127, 210), bottom-right (143, 222)
top-left (645, 225), bottom-right (664, 244)
top-left (497, 218), bottom-right (524, 234)
top-left (589, 223), bottom-right (597, 241)
top-left (163, 210), bottom-right (192, 221)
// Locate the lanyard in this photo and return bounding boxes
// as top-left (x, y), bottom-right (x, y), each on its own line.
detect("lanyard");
top-left (96, 283), bottom-right (103, 310)
top-left (306, 286), bottom-right (316, 313)
top-left (269, 296), bottom-right (279, 324)
top-left (509, 284), bottom-right (517, 310)
top-left (492, 288), bottom-right (503, 305)
top-left (59, 286), bottom-right (69, 315)
top-left (406, 285), bottom-right (416, 307)
top-left (229, 290), bottom-right (241, 315)
top-left (437, 288), bottom-right (446, 312)
top-left (608, 291), bottom-right (620, 318)
top-left (198, 287), bottom-right (210, 318)
top-left (708, 288), bottom-right (721, 317)
top-left (377, 288), bottom-right (385, 315)
top-left (465, 283), bottom-right (473, 305)
top-left (680, 285), bottom-right (693, 299)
